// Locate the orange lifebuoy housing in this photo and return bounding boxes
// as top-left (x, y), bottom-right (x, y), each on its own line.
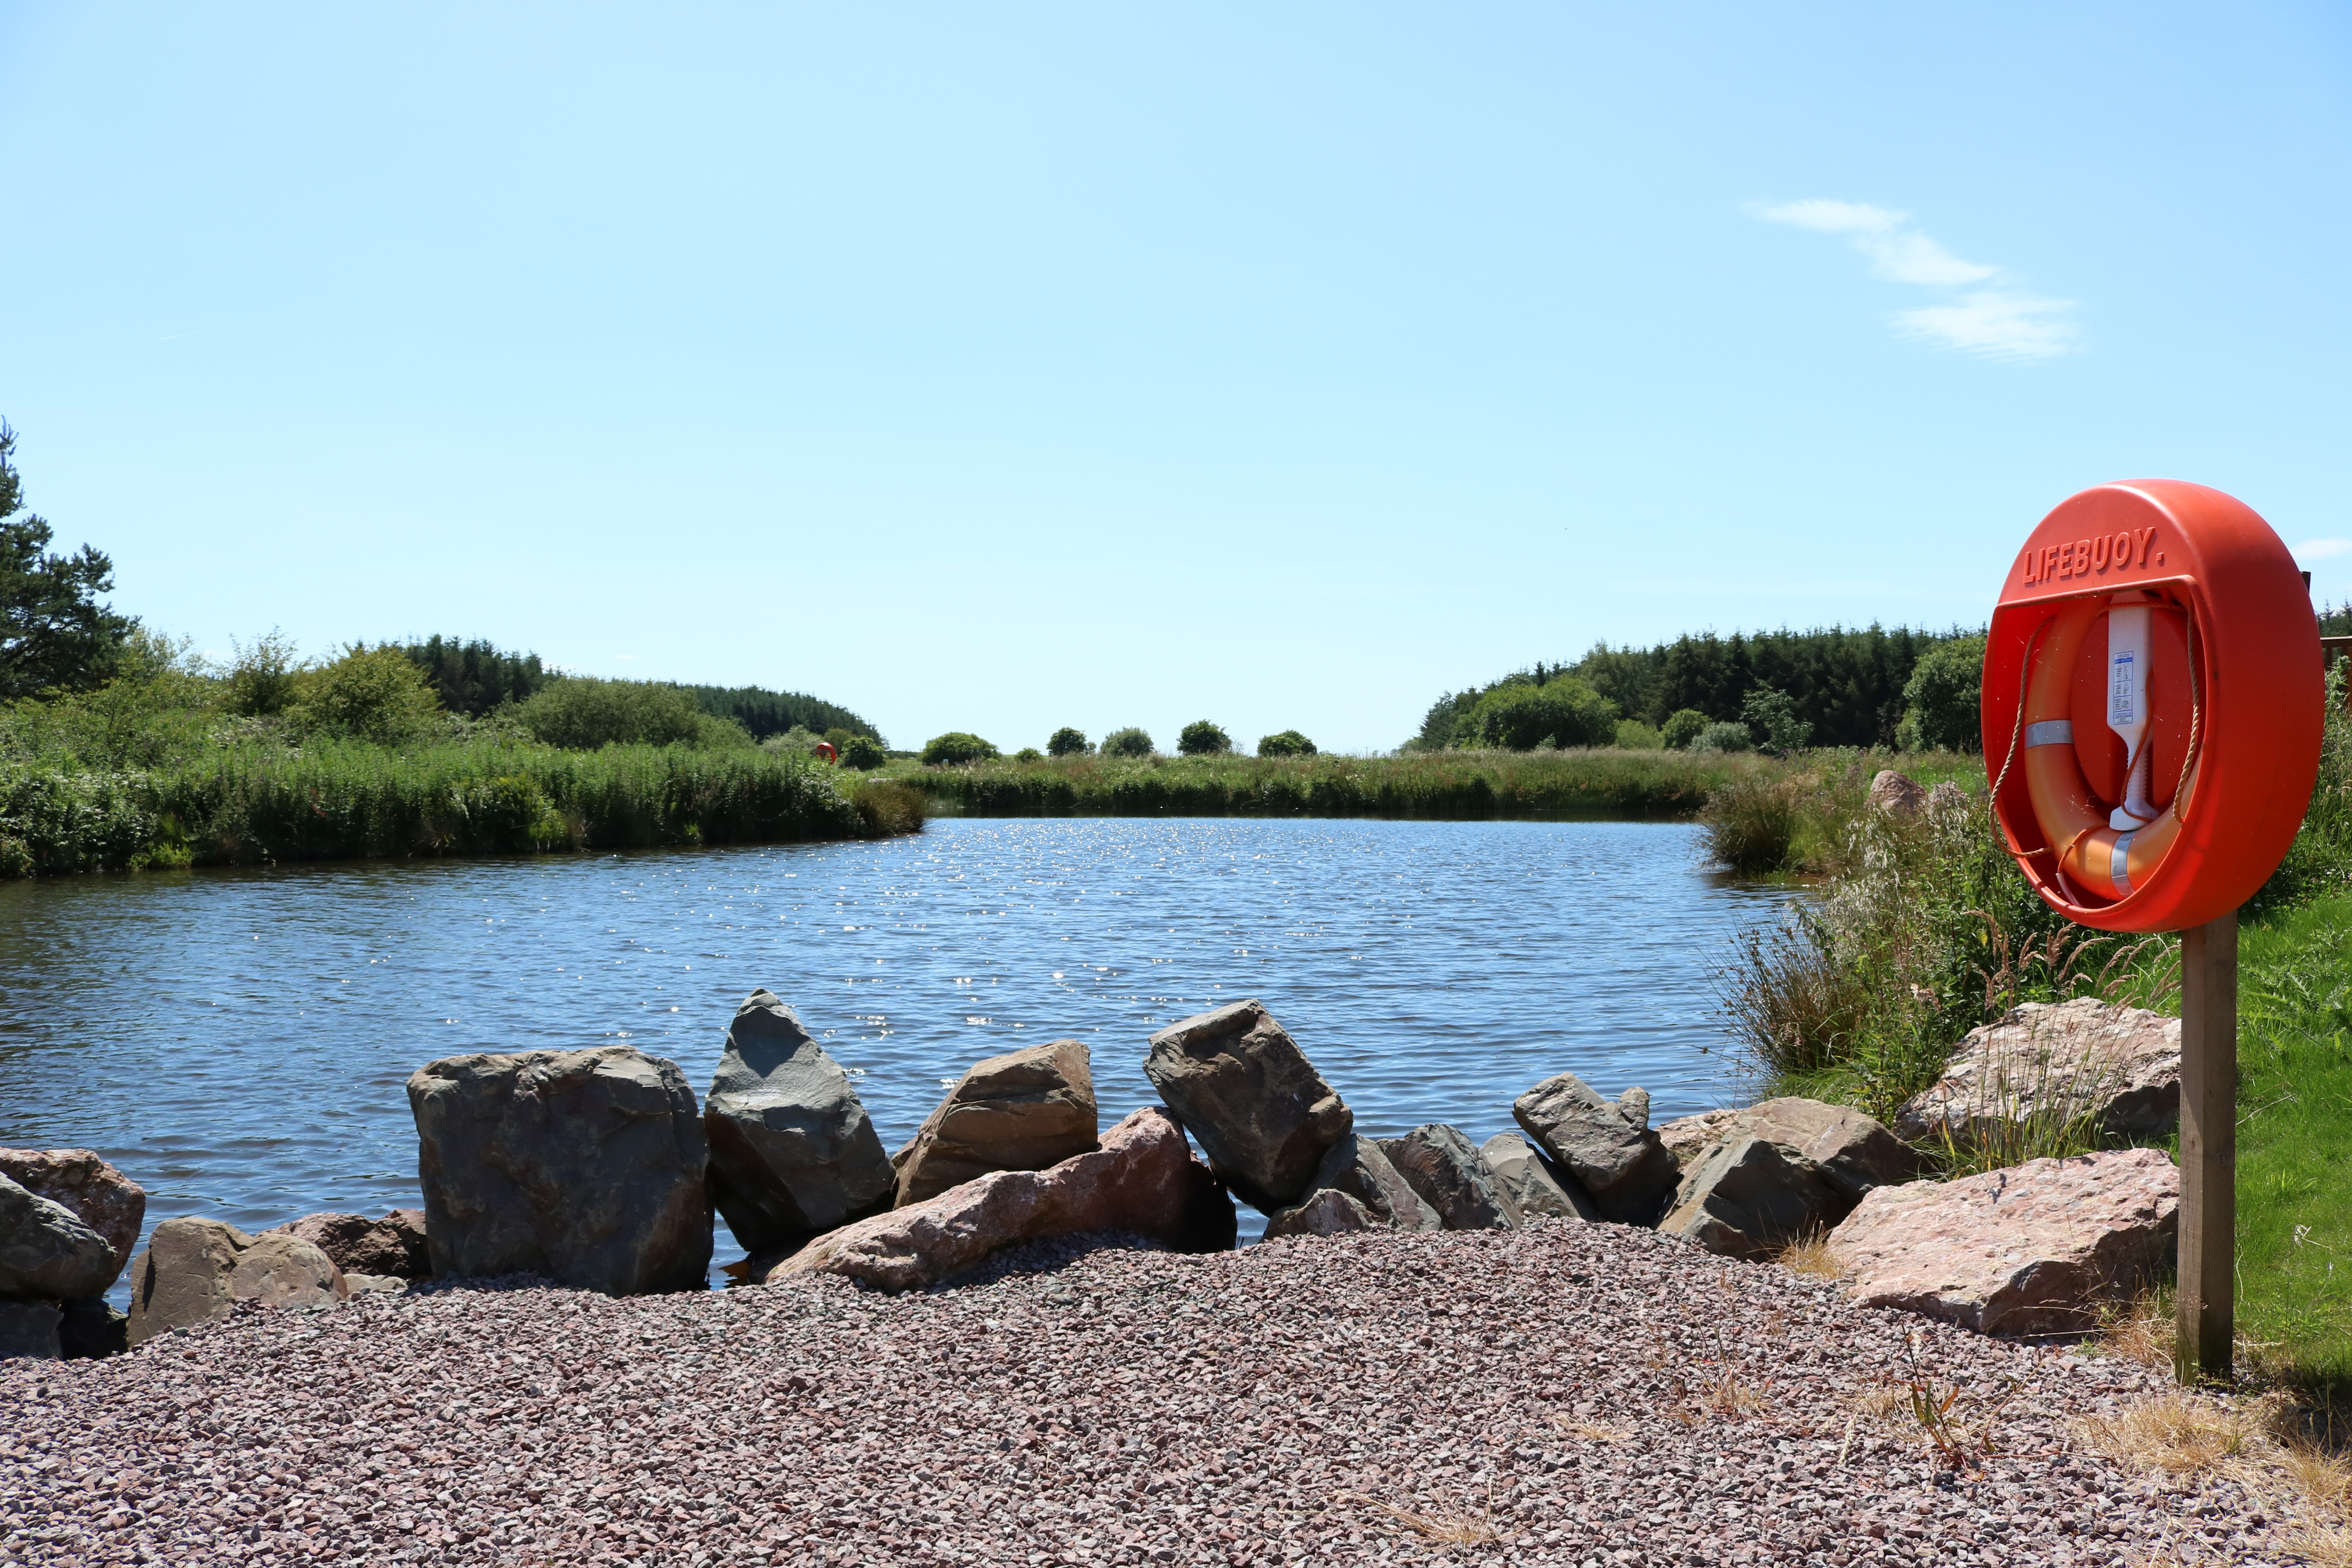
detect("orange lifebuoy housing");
top-left (1985, 480), bottom-right (2321, 933)
top-left (814, 741), bottom-right (839, 764)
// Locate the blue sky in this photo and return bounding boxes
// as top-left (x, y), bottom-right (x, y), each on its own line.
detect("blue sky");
top-left (3, 4), bottom-right (2347, 751)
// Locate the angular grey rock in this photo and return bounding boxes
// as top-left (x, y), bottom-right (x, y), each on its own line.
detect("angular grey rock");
top-left (1897, 999), bottom-right (2182, 1146)
top-left (1658, 1137), bottom-right (1853, 1259)
top-left (1657, 1108), bottom-right (1741, 1171)
top-left (1144, 999), bottom-right (1352, 1213)
top-left (1480, 1132), bottom-right (1597, 1222)
top-left (702, 991), bottom-right (896, 1254)
top-left (1381, 1125), bottom-right (1515, 1231)
top-left (1512, 1072), bottom-right (1680, 1225)
top-left (1732, 1098), bottom-right (1923, 1200)
top-left (0, 1298), bottom-right (61, 1361)
top-left (896, 1038), bottom-right (1097, 1207)
top-left (0, 1172), bottom-right (119, 1300)
top-left (125, 1218), bottom-right (349, 1347)
top-left (1868, 769), bottom-right (1929, 817)
top-left (1264, 1187), bottom-right (1377, 1239)
top-left (1305, 1134), bottom-right (1440, 1232)
top-left (1615, 1087), bottom-right (1652, 1130)
top-left (409, 1044), bottom-right (712, 1295)
top-left (0, 1148), bottom-right (145, 1275)
top-left (268, 1210), bottom-right (431, 1279)
top-left (59, 1297), bottom-right (127, 1360)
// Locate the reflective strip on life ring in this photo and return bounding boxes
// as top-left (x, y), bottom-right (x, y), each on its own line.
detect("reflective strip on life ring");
top-left (2020, 597), bottom-right (2195, 904)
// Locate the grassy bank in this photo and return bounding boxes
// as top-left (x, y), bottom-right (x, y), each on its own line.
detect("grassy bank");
top-left (0, 740), bottom-right (925, 875)
top-left (886, 747), bottom-right (1800, 820)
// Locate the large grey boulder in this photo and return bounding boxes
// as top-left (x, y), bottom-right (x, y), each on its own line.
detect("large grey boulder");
top-left (0, 1149), bottom-right (145, 1273)
top-left (1897, 999), bottom-right (2181, 1146)
top-left (125, 1218), bottom-right (348, 1347)
top-left (1264, 1187), bottom-right (1378, 1239)
top-left (896, 1038), bottom-right (1097, 1206)
top-left (1381, 1125), bottom-right (1515, 1231)
top-left (267, 1210), bottom-right (431, 1280)
top-left (1657, 1108), bottom-right (1741, 1171)
top-left (701, 992), bottom-right (894, 1253)
top-left (1512, 1073), bottom-right (1680, 1225)
top-left (1305, 1134), bottom-right (1441, 1232)
top-left (1480, 1132), bottom-right (1597, 1222)
top-left (1144, 999), bottom-right (1352, 1213)
top-left (1734, 1098), bottom-right (1923, 1198)
top-left (1657, 1099), bottom-right (1920, 1259)
top-left (409, 1044), bottom-right (712, 1295)
top-left (0, 1299), bottom-right (61, 1361)
top-left (0, 1172), bottom-right (119, 1300)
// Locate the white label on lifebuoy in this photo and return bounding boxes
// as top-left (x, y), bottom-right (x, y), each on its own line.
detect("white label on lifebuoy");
top-left (2025, 720), bottom-right (2074, 748)
top-left (2108, 605), bottom-right (2155, 830)
top-left (2111, 830), bottom-right (2137, 896)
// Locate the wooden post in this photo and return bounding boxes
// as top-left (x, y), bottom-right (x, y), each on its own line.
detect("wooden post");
top-left (2176, 909), bottom-right (2238, 1383)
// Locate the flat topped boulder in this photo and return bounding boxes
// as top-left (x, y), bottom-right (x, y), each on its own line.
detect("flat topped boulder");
top-left (775, 1108), bottom-right (1234, 1291)
top-left (1381, 1125), bottom-right (1516, 1230)
top-left (0, 1172), bottom-right (119, 1301)
top-left (409, 1043), bottom-right (711, 1296)
top-left (1827, 1147), bottom-right (2179, 1337)
top-left (1512, 1072), bottom-right (1679, 1225)
top-left (1897, 999), bottom-right (2181, 1146)
top-left (704, 991), bottom-right (897, 1254)
top-left (0, 1148), bottom-right (145, 1273)
top-left (1658, 1098), bottom-right (1922, 1259)
top-left (267, 1210), bottom-right (430, 1280)
top-left (896, 1038), bottom-right (1097, 1207)
top-left (1731, 1098), bottom-right (1923, 1199)
top-left (1144, 999), bottom-right (1352, 1213)
top-left (126, 1218), bottom-right (348, 1347)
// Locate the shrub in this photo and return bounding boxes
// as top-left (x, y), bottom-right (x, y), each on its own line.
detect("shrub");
top-left (516, 677), bottom-right (739, 749)
top-left (291, 644), bottom-right (442, 745)
top-left (840, 734), bottom-right (887, 771)
top-left (1700, 771), bottom-right (1797, 873)
top-left (1178, 721), bottom-right (1232, 756)
top-left (1257, 730), bottom-right (1316, 757)
top-left (1460, 678), bottom-right (1617, 751)
top-left (845, 777), bottom-right (925, 836)
top-left (1101, 726), bottom-right (1153, 758)
top-left (1740, 684), bottom-right (1812, 754)
top-left (1693, 721), bottom-right (1753, 754)
top-left (1013, 747), bottom-right (1043, 762)
top-left (921, 731), bottom-right (999, 767)
top-left (1614, 719), bottom-right (1662, 750)
top-left (1661, 708), bottom-right (1709, 750)
top-left (1899, 635), bottom-right (1985, 753)
top-left (225, 630), bottom-right (300, 717)
top-left (1047, 726), bottom-right (1091, 757)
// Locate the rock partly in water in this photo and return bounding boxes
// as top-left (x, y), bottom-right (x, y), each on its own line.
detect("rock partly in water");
top-left (268, 1210), bottom-right (431, 1280)
top-left (774, 1108), bottom-right (1234, 1290)
top-left (0, 1173), bottom-right (120, 1301)
top-left (1302, 1134), bottom-right (1440, 1232)
top-left (1263, 1187), bottom-right (1377, 1239)
top-left (1480, 1132), bottom-right (1597, 1222)
top-left (125, 1219), bottom-right (349, 1347)
top-left (0, 1298), bottom-right (62, 1360)
top-left (1143, 999), bottom-right (1351, 1213)
top-left (408, 1044), bottom-right (712, 1296)
top-left (1896, 999), bottom-right (2182, 1146)
top-left (1512, 1072), bottom-right (1680, 1225)
top-left (1828, 1147), bottom-right (2180, 1336)
top-left (1868, 769), bottom-right (1929, 817)
top-left (895, 1038), bottom-right (1098, 1207)
top-left (701, 991), bottom-right (896, 1254)
top-left (1657, 1108), bottom-right (1742, 1171)
top-left (0, 1149), bottom-right (145, 1274)
top-left (59, 1297), bottom-right (127, 1360)
top-left (1381, 1125), bottom-right (1516, 1231)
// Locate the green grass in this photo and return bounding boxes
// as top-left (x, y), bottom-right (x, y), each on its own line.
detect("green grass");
top-left (885, 746), bottom-right (1789, 820)
top-left (0, 739), bottom-right (917, 874)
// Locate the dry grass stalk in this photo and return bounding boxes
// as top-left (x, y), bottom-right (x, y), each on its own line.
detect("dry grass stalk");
top-left (1777, 1229), bottom-right (1843, 1280)
top-left (1548, 1416), bottom-right (1630, 1442)
top-left (1335, 1488), bottom-right (1500, 1546)
top-left (2075, 1388), bottom-right (2352, 1565)
top-left (2077, 1391), bottom-right (2256, 1474)
top-left (2099, 1292), bottom-right (2175, 1370)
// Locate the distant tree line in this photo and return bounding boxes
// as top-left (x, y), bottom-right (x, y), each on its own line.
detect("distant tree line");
top-left (1413, 623), bottom-right (1986, 753)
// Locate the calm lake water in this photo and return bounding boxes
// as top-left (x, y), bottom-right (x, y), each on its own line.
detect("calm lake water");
top-left (0, 818), bottom-right (1794, 1296)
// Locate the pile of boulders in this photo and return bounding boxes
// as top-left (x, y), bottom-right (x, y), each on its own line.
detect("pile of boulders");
top-left (0, 968), bottom-right (2191, 1357)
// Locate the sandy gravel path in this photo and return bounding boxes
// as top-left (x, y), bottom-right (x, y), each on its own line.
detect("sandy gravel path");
top-left (0, 1220), bottom-right (2291, 1566)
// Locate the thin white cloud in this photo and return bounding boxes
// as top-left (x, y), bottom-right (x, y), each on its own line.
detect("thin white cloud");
top-left (1752, 199), bottom-right (2078, 361)
top-left (2294, 538), bottom-right (2352, 561)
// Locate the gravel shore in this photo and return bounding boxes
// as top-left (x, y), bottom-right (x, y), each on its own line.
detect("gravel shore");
top-left (0, 1220), bottom-right (2293, 1567)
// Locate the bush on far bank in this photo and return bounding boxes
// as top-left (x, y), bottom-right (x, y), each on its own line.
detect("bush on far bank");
top-left (1256, 729), bottom-right (1315, 757)
top-left (1660, 708), bottom-right (1708, 750)
top-left (1178, 721), bottom-right (1231, 756)
top-left (517, 676), bottom-right (748, 750)
top-left (921, 731), bottom-right (999, 767)
top-left (1047, 726), bottom-right (1090, 757)
top-left (1101, 726), bottom-right (1153, 758)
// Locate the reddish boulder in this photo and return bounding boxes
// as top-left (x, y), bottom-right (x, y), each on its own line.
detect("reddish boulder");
top-left (1827, 1148), bottom-right (2178, 1336)
top-left (0, 1148), bottom-right (145, 1274)
top-left (1898, 999), bottom-right (2181, 1146)
top-left (1867, 769), bottom-right (1929, 817)
top-left (773, 1108), bottom-right (1234, 1290)
top-left (895, 1038), bottom-right (1097, 1206)
top-left (268, 1210), bottom-right (430, 1279)
top-left (125, 1218), bottom-right (349, 1347)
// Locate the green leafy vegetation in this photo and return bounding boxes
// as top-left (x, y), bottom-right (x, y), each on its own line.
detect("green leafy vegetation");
top-left (920, 731), bottom-right (999, 767)
top-left (1101, 726), bottom-right (1153, 759)
top-left (689, 683), bottom-right (882, 744)
top-left (1454, 675), bottom-right (1618, 751)
top-left (1896, 634), bottom-right (1985, 752)
top-left (1178, 720), bottom-right (1232, 756)
top-left (1694, 721), bottom-right (1752, 754)
top-left (0, 422), bottom-right (133, 700)
top-left (840, 734), bottom-right (888, 770)
top-left (516, 675), bottom-right (749, 750)
top-left (1256, 729), bottom-right (1316, 757)
top-left (1661, 708), bottom-right (1708, 751)
top-left (398, 636), bottom-right (552, 716)
top-left (1047, 726), bottom-right (1091, 757)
